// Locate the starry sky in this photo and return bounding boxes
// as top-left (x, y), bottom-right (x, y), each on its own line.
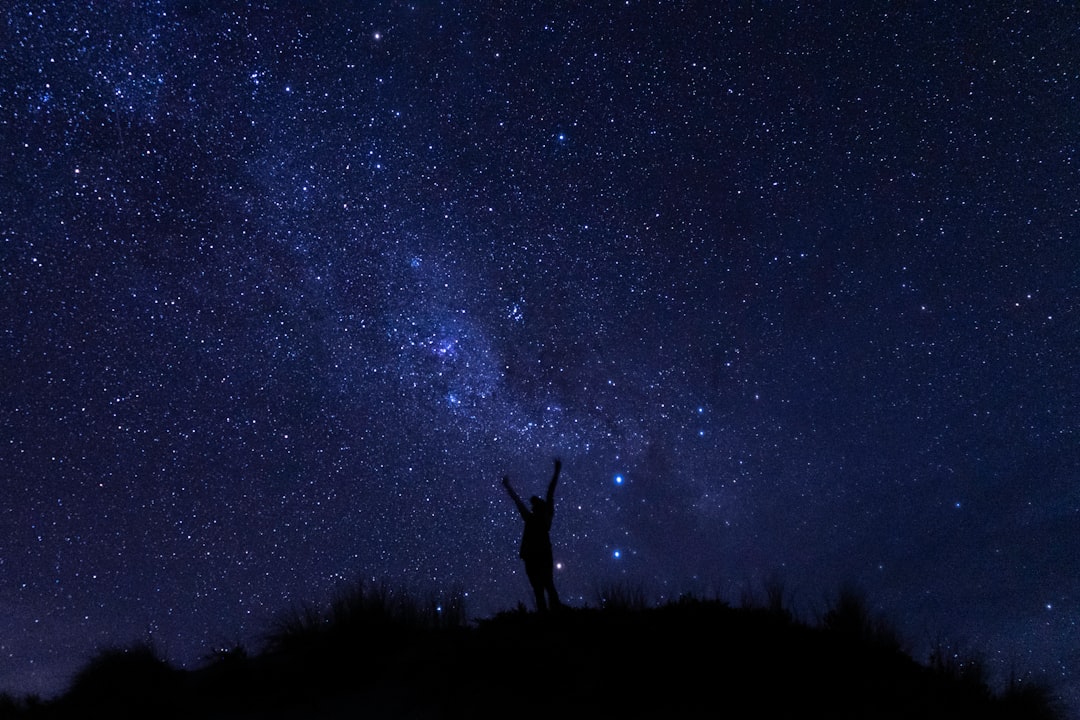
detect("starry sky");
top-left (2, 0), bottom-right (1078, 710)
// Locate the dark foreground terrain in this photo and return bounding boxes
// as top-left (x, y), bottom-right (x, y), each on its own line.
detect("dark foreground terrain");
top-left (0, 586), bottom-right (1065, 719)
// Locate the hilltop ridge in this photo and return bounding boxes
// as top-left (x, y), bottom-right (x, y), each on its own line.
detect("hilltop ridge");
top-left (1, 584), bottom-right (1065, 719)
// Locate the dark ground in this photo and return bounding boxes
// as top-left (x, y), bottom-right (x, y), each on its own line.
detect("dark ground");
top-left (0, 588), bottom-right (1065, 720)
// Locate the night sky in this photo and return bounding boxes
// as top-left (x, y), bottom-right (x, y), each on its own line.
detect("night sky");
top-left (2, 1), bottom-right (1078, 711)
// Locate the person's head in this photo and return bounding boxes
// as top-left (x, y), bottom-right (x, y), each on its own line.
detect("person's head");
top-left (530, 496), bottom-right (544, 511)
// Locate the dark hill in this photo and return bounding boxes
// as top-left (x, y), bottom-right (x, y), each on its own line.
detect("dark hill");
top-left (0, 587), bottom-right (1064, 719)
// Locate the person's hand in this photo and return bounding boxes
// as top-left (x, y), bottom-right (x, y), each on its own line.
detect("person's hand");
top-left (553, 458), bottom-right (562, 472)
top-left (502, 476), bottom-right (510, 488)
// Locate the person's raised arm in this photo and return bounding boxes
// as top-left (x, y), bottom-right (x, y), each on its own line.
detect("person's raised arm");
top-left (546, 458), bottom-right (561, 506)
top-left (502, 476), bottom-right (529, 518)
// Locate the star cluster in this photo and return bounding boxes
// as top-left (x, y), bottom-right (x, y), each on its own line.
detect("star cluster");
top-left (2, 1), bottom-right (1078, 710)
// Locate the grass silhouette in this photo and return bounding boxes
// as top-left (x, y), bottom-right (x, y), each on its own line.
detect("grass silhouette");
top-left (0, 580), bottom-right (1065, 719)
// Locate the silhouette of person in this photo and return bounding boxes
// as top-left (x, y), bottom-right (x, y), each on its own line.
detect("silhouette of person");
top-left (502, 458), bottom-right (562, 613)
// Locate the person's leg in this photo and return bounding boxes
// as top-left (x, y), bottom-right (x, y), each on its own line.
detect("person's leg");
top-left (547, 577), bottom-right (561, 609)
top-left (533, 582), bottom-right (547, 613)
top-left (543, 565), bottom-right (561, 608)
top-left (526, 564), bottom-right (547, 612)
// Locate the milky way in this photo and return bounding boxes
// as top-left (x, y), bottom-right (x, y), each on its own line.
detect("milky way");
top-left (2, 2), bottom-right (1078, 711)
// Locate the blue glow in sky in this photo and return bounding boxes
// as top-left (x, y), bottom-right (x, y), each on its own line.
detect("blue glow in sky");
top-left (1, 2), bottom-right (1077, 712)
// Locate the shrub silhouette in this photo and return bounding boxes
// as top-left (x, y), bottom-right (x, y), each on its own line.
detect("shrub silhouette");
top-left (59, 641), bottom-right (181, 716)
top-left (929, 636), bottom-right (991, 692)
top-left (0, 693), bottom-right (39, 720)
top-left (264, 580), bottom-right (466, 656)
top-left (593, 579), bottom-right (649, 611)
top-left (1000, 671), bottom-right (1065, 720)
top-left (821, 583), bottom-right (904, 653)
